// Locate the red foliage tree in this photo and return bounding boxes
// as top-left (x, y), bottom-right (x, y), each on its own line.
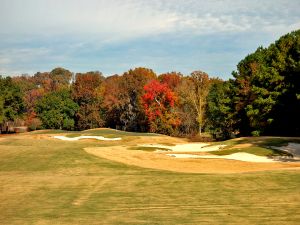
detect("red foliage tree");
top-left (142, 80), bottom-right (180, 134)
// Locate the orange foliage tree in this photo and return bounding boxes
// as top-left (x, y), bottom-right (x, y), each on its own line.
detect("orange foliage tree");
top-left (72, 72), bottom-right (105, 130)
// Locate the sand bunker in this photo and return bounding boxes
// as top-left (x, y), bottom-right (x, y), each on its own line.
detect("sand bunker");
top-left (140, 143), bottom-right (226, 152)
top-left (270, 143), bottom-right (300, 158)
top-left (167, 152), bottom-right (276, 163)
top-left (85, 146), bottom-right (300, 174)
top-left (53, 135), bottom-right (121, 141)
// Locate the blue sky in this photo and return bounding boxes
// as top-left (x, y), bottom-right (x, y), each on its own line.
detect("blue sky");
top-left (0, 0), bottom-right (299, 79)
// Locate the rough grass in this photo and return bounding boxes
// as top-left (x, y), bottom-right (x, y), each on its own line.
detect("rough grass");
top-left (0, 131), bottom-right (300, 224)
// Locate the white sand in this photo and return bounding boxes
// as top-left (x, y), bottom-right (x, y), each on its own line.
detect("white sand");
top-left (167, 152), bottom-right (276, 163)
top-left (140, 143), bottom-right (226, 152)
top-left (270, 143), bottom-right (300, 158)
top-left (53, 135), bottom-right (121, 141)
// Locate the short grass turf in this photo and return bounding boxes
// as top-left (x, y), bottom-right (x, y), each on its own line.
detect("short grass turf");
top-left (0, 132), bottom-right (300, 224)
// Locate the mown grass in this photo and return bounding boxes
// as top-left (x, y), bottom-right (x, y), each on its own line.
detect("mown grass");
top-left (0, 131), bottom-right (300, 224)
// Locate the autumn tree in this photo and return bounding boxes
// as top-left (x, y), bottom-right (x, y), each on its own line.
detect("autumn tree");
top-left (174, 77), bottom-right (198, 135)
top-left (32, 72), bottom-right (52, 92)
top-left (72, 71), bottom-right (105, 130)
top-left (22, 88), bottom-right (44, 129)
top-left (190, 71), bottom-right (211, 135)
top-left (158, 72), bottom-right (183, 90)
top-left (142, 80), bottom-right (180, 135)
top-left (12, 75), bottom-right (36, 93)
top-left (102, 68), bottom-right (156, 131)
top-left (49, 67), bottom-right (72, 91)
top-left (159, 73), bottom-right (199, 135)
top-left (102, 75), bottom-right (123, 129)
top-left (120, 67), bottom-right (157, 131)
top-left (32, 68), bottom-right (72, 92)
top-left (11, 75), bottom-right (44, 129)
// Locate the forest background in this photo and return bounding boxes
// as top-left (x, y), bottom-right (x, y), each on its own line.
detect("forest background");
top-left (0, 30), bottom-right (299, 139)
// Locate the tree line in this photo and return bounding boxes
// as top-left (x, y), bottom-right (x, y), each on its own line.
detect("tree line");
top-left (0, 30), bottom-right (299, 138)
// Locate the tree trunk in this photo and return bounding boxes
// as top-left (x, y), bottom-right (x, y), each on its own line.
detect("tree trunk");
top-left (199, 125), bottom-right (202, 136)
top-left (199, 97), bottom-right (202, 136)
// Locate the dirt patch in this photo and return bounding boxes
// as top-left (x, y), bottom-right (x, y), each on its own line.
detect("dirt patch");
top-left (85, 146), bottom-right (300, 174)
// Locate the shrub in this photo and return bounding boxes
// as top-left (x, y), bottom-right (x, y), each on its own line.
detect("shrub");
top-left (27, 118), bottom-right (42, 131)
top-left (251, 130), bottom-right (261, 137)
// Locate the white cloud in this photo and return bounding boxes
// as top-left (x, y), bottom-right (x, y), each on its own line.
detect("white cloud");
top-left (0, 0), bottom-right (177, 40)
top-left (0, 48), bottom-right (50, 64)
top-left (0, 47), bottom-right (66, 75)
top-left (1, 0), bottom-right (299, 41)
top-left (0, 0), bottom-right (299, 76)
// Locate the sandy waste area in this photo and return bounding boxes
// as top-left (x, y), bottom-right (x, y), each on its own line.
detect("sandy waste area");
top-left (140, 143), bottom-right (277, 163)
top-left (49, 134), bottom-right (300, 173)
top-left (86, 141), bottom-right (300, 173)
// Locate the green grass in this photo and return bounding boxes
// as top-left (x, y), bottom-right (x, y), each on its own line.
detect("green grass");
top-left (128, 146), bottom-right (171, 152)
top-left (210, 146), bottom-right (293, 157)
top-left (209, 137), bottom-right (300, 157)
top-left (220, 136), bottom-right (300, 147)
top-left (81, 128), bottom-right (160, 137)
top-left (30, 129), bottom-right (73, 134)
top-left (36, 128), bottom-right (162, 139)
top-left (0, 131), bottom-right (300, 224)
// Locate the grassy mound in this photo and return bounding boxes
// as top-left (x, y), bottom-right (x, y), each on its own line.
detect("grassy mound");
top-left (32, 128), bottom-right (160, 137)
top-left (210, 137), bottom-right (300, 157)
